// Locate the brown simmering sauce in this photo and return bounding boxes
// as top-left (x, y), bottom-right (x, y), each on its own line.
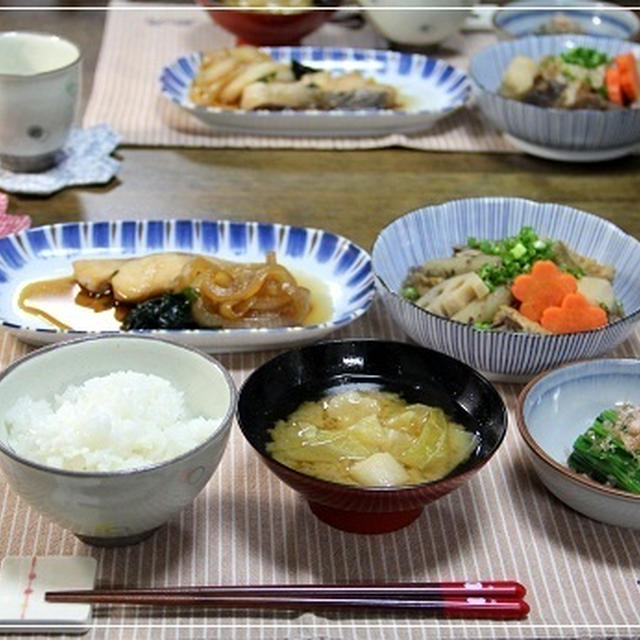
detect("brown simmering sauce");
top-left (18, 276), bottom-right (129, 331)
top-left (17, 270), bottom-right (332, 331)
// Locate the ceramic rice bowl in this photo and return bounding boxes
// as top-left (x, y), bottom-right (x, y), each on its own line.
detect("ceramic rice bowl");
top-left (0, 335), bottom-right (236, 546)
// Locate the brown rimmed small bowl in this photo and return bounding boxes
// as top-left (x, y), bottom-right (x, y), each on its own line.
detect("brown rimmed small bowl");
top-left (237, 339), bottom-right (507, 534)
top-left (516, 358), bottom-right (640, 528)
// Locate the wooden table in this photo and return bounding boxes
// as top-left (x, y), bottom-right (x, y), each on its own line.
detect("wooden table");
top-left (4, 4), bottom-right (640, 251)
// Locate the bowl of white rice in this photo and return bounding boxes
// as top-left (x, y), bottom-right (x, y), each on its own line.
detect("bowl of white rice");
top-left (0, 335), bottom-right (236, 546)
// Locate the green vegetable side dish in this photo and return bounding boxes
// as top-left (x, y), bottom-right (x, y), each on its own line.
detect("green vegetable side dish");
top-left (568, 405), bottom-right (640, 495)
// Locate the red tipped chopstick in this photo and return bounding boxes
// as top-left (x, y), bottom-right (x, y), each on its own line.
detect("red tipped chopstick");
top-left (45, 581), bottom-right (529, 620)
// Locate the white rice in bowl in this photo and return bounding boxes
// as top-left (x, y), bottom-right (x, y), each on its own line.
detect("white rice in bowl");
top-left (3, 370), bottom-right (222, 472)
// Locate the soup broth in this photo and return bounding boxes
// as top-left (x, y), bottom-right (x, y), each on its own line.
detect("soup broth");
top-left (267, 389), bottom-right (478, 487)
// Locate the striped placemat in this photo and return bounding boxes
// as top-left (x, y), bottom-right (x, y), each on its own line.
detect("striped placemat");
top-left (82, 2), bottom-right (513, 152)
top-left (1, 303), bottom-right (640, 638)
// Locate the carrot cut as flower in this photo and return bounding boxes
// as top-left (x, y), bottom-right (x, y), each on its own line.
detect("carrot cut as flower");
top-left (540, 292), bottom-right (608, 334)
top-left (511, 260), bottom-right (577, 323)
top-left (616, 53), bottom-right (640, 103)
top-left (605, 66), bottom-right (624, 106)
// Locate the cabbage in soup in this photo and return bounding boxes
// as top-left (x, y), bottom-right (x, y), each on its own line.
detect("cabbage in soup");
top-left (267, 389), bottom-right (478, 487)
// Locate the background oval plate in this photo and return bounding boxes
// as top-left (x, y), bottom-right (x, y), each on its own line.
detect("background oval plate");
top-left (159, 47), bottom-right (470, 136)
top-left (0, 219), bottom-right (374, 352)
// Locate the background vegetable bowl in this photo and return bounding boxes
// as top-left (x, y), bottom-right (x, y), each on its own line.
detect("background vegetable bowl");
top-left (371, 197), bottom-right (640, 382)
top-left (469, 34), bottom-right (640, 154)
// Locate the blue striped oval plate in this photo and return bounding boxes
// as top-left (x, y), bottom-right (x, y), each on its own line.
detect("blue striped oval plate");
top-left (372, 197), bottom-right (640, 381)
top-left (0, 219), bottom-right (374, 352)
top-left (470, 35), bottom-right (640, 154)
top-left (160, 47), bottom-right (470, 136)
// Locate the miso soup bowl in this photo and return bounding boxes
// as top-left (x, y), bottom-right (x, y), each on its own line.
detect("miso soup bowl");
top-left (0, 335), bottom-right (236, 546)
top-left (237, 339), bottom-right (507, 534)
top-left (197, 0), bottom-right (334, 46)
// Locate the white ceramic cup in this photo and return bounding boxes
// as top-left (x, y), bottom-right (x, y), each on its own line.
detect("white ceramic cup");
top-left (359, 0), bottom-right (472, 47)
top-left (0, 31), bottom-right (81, 173)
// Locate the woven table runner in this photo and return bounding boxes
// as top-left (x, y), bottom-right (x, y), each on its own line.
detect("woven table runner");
top-left (82, 2), bottom-right (513, 152)
top-left (1, 304), bottom-right (640, 639)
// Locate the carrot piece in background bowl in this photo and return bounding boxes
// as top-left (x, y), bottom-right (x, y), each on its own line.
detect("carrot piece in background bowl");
top-left (605, 66), bottom-right (624, 106)
top-left (540, 293), bottom-right (608, 334)
top-left (511, 260), bottom-right (577, 323)
top-left (616, 53), bottom-right (639, 104)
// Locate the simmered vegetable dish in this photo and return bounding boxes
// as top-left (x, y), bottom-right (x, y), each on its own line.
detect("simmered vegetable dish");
top-left (500, 47), bottom-right (640, 109)
top-left (402, 227), bottom-right (622, 334)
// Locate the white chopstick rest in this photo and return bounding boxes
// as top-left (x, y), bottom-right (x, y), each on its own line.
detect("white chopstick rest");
top-left (0, 556), bottom-right (97, 634)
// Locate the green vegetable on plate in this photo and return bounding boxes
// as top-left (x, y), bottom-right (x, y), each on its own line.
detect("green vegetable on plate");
top-left (568, 407), bottom-right (640, 494)
top-left (122, 290), bottom-right (199, 331)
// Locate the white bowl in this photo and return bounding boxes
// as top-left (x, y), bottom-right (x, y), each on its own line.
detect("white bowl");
top-left (359, 0), bottom-right (472, 47)
top-left (517, 358), bottom-right (640, 528)
top-left (371, 197), bottom-right (640, 381)
top-left (0, 335), bottom-right (236, 545)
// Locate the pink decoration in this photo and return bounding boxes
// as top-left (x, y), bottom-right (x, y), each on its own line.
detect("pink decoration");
top-left (0, 193), bottom-right (31, 237)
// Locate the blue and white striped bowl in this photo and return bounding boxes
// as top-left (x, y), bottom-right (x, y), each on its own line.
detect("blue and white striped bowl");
top-left (372, 198), bottom-right (640, 381)
top-left (470, 35), bottom-right (640, 151)
top-left (493, 0), bottom-right (640, 40)
top-left (0, 219), bottom-right (374, 352)
top-left (160, 47), bottom-right (470, 136)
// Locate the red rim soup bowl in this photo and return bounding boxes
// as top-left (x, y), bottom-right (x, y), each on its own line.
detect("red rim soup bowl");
top-left (237, 339), bottom-right (507, 534)
top-left (197, 1), bottom-right (334, 46)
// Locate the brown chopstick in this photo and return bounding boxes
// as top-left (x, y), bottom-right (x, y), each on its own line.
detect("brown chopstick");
top-left (45, 582), bottom-right (530, 620)
top-left (47, 580), bottom-right (525, 599)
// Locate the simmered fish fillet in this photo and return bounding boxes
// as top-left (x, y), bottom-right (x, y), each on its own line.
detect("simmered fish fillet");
top-left (190, 46), bottom-right (399, 111)
top-left (72, 259), bottom-right (129, 295)
top-left (240, 81), bottom-right (396, 111)
top-left (111, 253), bottom-right (194, 303)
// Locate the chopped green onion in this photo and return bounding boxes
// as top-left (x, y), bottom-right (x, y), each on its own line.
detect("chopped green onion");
top-left (560, 47), bottom-right (609, 69)
top-left (510, 242), bottom-right (527, 259)
top-left (402, 286), bottom-right (419, 301)
top-left (182, 286), bottom-right (200, 303)
top-left (467, 226), bottom-right (555, 290)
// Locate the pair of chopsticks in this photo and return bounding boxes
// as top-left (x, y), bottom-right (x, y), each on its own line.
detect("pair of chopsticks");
top-left (46, 581), bottom-right (529, 620)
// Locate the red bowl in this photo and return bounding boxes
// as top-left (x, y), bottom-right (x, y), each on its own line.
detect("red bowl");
top-left (237, 340), bottom-right (508, 534)
top-left (197, 1), bottom-right (334, 46)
